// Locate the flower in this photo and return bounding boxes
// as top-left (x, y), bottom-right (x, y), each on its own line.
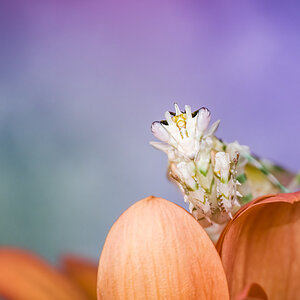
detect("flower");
top-left (1, 193), bottom-right (299, 299)
top-left (98, 196), bottom-right (230, 299)
top-left (216, 191), bottom-right (300, 299)
top-left (0, 247), bottom-right (98, 300)
top-left (62, 254), bottom-right (98, 300)
top-left (98, 193), bottom-right (300, 299)
top-left (151, 104), bottom-right (293, 240)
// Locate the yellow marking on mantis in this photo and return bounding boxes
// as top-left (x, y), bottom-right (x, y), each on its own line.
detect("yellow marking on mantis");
top-left (172, 113), bottom-right (188, 138)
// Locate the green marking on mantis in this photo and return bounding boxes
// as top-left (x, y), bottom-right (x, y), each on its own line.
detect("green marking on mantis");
top-left (277, 183), bottom-right (289, 193)
top-left (240, 193), bottom-right (253, 204)
top-left (236, 173), bottom-right (247, 184)
top-left (259, 167), bottom-right (269, 175)
top-left (199, 169), bottom-right (208, 176)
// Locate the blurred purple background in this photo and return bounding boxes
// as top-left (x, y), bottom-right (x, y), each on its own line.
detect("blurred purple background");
top-left (0, 0), bottom-right (299, 261)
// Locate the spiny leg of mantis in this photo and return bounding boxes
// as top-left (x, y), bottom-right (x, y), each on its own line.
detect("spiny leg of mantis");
top-left (245, 154), bottom-right (290, 193)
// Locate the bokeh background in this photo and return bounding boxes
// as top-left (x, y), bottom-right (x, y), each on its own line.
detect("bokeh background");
top-left (0, 0), bottom-right (299, 262)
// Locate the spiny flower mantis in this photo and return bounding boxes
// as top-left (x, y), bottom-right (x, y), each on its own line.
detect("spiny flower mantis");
top-left (150, 104), bottom-right (296, 239)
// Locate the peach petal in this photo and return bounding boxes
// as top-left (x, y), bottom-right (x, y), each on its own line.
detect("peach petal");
top-left (217, 191), bottom-right (300, 300)
top-left (62, 254), bottom-right (98, 300)
top-left (98, 196), bottom-right (229, 300)
top-left (236, 283), bottom-right (268, 300)
top-left (0, 247), bottom-right (88, 300)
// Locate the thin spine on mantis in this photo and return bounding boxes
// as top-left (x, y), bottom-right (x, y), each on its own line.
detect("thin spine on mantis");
top-left (245, 154), bottom-right (289, 193)
top-left (150, 104), bottom-right (293, 240)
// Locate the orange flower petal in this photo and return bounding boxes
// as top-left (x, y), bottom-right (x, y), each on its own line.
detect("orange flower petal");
top-left (217, 191), bottom-right (300, 299)
top-left (0, 247), bottom-right (88, 300)
top-left (236, 283), bottom-right (268, 300)
top-left (98, 196), bottom-right (229, 300)
top-left (61, 254), bottom-right (98, 300)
